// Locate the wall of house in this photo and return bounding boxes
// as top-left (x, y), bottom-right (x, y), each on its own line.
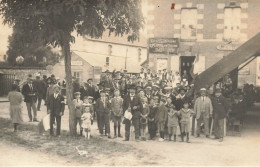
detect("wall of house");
top-left (146, 0), bottom-right (260, 87)
top-left (52, 54), bottom-right (100, 85)
top-left (72, 39), bottom-right (148, 73)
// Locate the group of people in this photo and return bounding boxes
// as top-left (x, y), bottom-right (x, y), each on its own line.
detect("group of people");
top-left (7, 68), bottom-right (251, 143)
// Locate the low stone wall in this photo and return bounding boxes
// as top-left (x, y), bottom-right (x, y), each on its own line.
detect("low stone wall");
top-left (0, 68), bottom-right (51, 84)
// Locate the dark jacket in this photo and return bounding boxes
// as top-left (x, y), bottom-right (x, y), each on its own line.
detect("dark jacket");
top-left (148, 105), bottom-right (158, 121)
top-left (79, 86), bottom-right (88, 100)
top-left (155, 104), bottom-right (168, 123)
top-left (34, 79), bottom-right (46, 96)
top-left (49, 94), bottom-right (65, 116)
top-left (95, 97), bottom-right (111, 116)
top-left (22, 83), bottom-right (37, 103)
top-left (123, 94), bottom-right (143, 119)
top-left (86, 84), bottom-right (96, 97)
top-left (212, 95), bottom-right (229, 119)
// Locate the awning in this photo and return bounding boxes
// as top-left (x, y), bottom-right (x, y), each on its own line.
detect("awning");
top-left (194, 32), bottom-right (260, 92)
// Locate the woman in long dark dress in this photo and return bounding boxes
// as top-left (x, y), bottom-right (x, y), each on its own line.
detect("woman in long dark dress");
top-left (8, 85), bottom-right (23, 132)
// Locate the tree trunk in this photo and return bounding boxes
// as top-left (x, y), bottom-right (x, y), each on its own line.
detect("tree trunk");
top-left (62, 40), bottom-right (76, 136)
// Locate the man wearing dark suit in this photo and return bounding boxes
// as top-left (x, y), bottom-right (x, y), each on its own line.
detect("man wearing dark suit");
top-left (86, 78), bottom-right (96, 98)
top-left (123, 86), bottom-right (143, 141)
top-left (22, 77), bottom-right (38, 122)
top-left (34, 75), bottom-right (46, 111)
top-left (79, 82), bottom-right (88, 100)
top-left (95, 90), bottom-right (111, 138)
top-left (48, 85), bottom-right (65, 136)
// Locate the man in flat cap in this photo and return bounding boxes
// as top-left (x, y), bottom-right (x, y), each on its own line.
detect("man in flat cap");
top-left (22, 77), bottom-right (38, 122)
top-left (194, 88), bottom-right (213, 138)
top-left (48, 85), bottom-right (65, 136)
top-left (212, 88), bottom-right (229, 142)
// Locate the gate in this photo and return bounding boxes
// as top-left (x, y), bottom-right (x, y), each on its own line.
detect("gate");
top-left (0, 73), bottom-right (15, 96)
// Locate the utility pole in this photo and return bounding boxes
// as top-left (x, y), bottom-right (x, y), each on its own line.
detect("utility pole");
top-left (125, 47), bottom-right (128, 70)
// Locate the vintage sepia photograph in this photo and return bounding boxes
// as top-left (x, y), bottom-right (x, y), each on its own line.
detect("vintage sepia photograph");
top-left (0, 0), bottom-right (260, 166)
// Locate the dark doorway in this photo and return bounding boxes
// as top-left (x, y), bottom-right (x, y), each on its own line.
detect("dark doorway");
top-left (180, 56), bottom-right (195, 82)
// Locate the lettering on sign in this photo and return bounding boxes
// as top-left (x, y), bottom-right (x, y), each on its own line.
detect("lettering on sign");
top-left (149, 38), bottom-right (179, 54)
top-left (61, 61), bottom-right (83, 66)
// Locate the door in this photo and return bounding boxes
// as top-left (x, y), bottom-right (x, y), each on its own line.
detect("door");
top-left (180, 56), bottom-right (195, 76)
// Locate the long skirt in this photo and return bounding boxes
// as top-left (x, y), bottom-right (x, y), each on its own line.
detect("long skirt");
top-left (10, 104), bottom-right (23, 124)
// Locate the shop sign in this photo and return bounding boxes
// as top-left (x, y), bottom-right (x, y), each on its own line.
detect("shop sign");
top-left (149, 38), bottom-right (179, 54)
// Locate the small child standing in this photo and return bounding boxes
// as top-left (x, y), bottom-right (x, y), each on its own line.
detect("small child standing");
top-left (111, 89), bottom-right (123, 138)
top-left (148, 98), bottom-right (158, 140)
top-left (167, 104), bottom-right (179, 142)
top-left (140, 97), bottom-right (150, 141)
top-left (73, 92), bottom-right (83, 135)
top-left (81, 105), bottom-right (93, 139)
top-left (155, 98), bottom-right (168, 142)
top-left (179, 101), bottom-right (195, 143)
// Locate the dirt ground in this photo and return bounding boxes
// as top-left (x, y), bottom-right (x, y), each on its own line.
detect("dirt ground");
top-left (0, 101), bottom-right (260, 166)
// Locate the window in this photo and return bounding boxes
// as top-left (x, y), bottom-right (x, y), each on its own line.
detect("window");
top-left (73, 71), bottom-right (81, 81)
top-left (108, 44), bottom-right (112, 56)
top-left (224, 7), bottom-right (241, 41)
top-left (181, 8), bottom-right (197, 40)
top-left (138, 48), bottom-right (142, 62)
top-left (106, 57), bottom-right (110, 66)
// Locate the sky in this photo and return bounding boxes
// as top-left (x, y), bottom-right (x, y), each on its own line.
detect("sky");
top-left (0, 16), bottom-right (12, 55)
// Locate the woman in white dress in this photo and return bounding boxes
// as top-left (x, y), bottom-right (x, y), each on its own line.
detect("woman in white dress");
top-left (8, 85), bottom-right (23, 132)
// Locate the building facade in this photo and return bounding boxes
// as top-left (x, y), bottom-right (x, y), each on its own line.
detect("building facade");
top-left (52, 52), bottom-right (102, 85)
top-left (146, 0), bottom-right (260, 87)
top-left (71, 32), bottom-right (148, 74)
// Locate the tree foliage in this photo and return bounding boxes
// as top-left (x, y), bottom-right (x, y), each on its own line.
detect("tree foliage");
top-left (0, 0), bottom-right (144, 135)
top-left (7, 25), bottom-right (60, 66)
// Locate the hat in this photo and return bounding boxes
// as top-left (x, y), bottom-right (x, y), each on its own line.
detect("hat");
top-left (74, 92), bottom-right (81, 96)
top-left (152, 84), bottom-right (160, 89)
top-left (87, 96), bottom-right (93, 99)
top-left (137, 89), bottom-right (144, 93)
top-left (128, 84), bottom-right (136, 90)
top-left (100, 90), bottom-right (106, 94)
top-left (200, 88), bottom-right (207, 91)
top-left (145, 86), bottom-right (152, 90)
top-left (105, 70), bottom-right (110, 73)
top-left (115, 71), bottom-right (121, 73)
top-left (15, 79), bottom-right (21, 82)
top-left (164, 86), bottom-right (172, 90)
top-left (153, 95), bottom-right (159, 99)
top-left (87, 78), bottom-right (93, 82)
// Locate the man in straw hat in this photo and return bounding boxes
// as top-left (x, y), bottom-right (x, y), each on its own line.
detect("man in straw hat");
top-left (194, 88), bottom-right (213, 138)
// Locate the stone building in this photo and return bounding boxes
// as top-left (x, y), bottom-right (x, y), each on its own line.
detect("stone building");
top-left (145, 0), bottom-right (260, 87)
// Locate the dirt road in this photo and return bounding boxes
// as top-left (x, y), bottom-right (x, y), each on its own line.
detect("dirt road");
top-left (0, 142), bottom-right (70, 166)
top-left (0, 101), bottom-right (260, 166)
